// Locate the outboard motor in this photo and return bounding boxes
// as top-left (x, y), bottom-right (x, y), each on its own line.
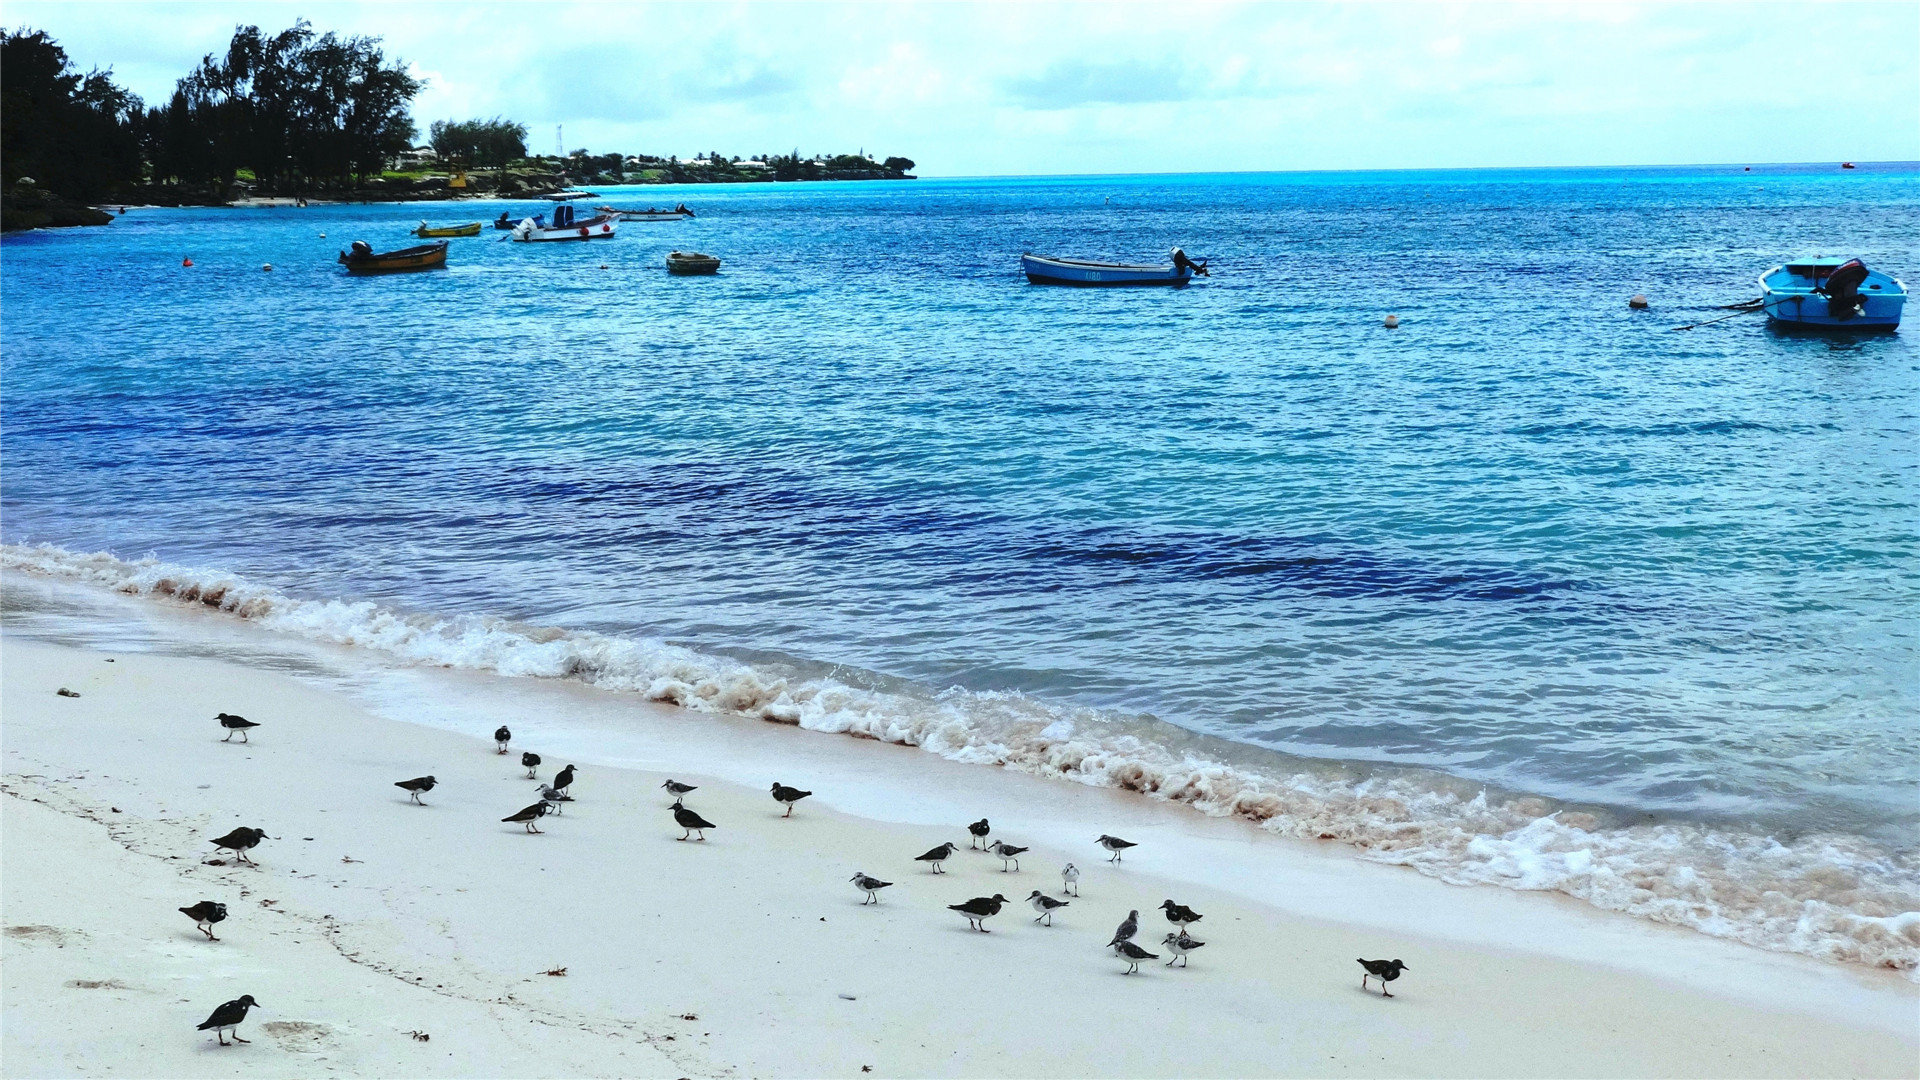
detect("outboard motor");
top-left (349, 240), bottom-right (372, 258)
top-left (1819, 259), bottom-right (1870, 320)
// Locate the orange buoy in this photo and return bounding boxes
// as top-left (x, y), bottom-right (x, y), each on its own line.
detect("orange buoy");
top-left (182, 257), bottom-right (194, 267)
top-left (1383, 314), bottom-right (1400, 329)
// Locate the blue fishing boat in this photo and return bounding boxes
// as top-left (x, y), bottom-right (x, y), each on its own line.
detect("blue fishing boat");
top-left (1759, 258), bottom-right (1905, 330)
top-left (1021, 249), bottom-right (1207, 287)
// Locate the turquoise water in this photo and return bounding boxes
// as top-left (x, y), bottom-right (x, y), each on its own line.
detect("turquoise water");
top-left (4, 165), bottom-right (1918, 967)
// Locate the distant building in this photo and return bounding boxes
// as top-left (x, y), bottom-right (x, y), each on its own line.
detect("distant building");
top-left (391, 145), bottom-right (435, 170)
top-left (737, 159), bottom-right (770, 171)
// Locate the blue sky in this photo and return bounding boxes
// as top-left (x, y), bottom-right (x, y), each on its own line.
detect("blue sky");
top-left (9, 2), bottom-right (1918, 175)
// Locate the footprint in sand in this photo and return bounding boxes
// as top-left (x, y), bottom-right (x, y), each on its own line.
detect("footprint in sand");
top-left (6, 925), bottom-right (81, 947)
top-left (259, 1020), bottom-right (337, 1053)
top-left (65, 978), bottom-right (134, 990)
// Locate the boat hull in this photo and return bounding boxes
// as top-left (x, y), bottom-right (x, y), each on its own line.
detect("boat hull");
top-left (600, 207), bottom-right (694, 222)
top-left (1021, 253), bottom-right (1193, 286)
top-left (666, 251), bottom-right (721, 275)
top-left (1759, 261), bottom-right (1905, 329)
top-left (512, 214), bottom-right (619, 242)
top-left (337, 241), bottom-right (449, 274)
top-left (414, 222), bottom-right (482, 238)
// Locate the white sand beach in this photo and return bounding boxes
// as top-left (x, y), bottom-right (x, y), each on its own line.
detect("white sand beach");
top-left (4, 624), bottom-right (1917, 1078)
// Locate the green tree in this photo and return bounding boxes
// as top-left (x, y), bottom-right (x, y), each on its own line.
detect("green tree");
top-left (0, 29), bottom-right (145, 200)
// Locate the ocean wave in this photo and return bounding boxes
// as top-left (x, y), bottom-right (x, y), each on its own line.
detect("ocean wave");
top-left (5, 540), bottom-right (1917, 976)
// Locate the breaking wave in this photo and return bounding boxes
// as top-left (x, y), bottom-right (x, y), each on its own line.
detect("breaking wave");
top-left (6, 540), bottom-right (1917, 977)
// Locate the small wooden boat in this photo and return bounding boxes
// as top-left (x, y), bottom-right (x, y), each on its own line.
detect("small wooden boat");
top-left (1021, 250), bottom-right (1206, 286)
top-left (666, 250), bottom-right (721, 275)
top-left (600, 204), bottom-right (695, 222)
top-left (539, 190), bottom-right (599, 201)
top-left (510, 203), bottom-right (619, 242)
top-left (414, 221), bottom-right (483, 238)
top-left (1760, 258), bottom-right (1905, 330)
top-left (337, 239), bottom-right (448, 274)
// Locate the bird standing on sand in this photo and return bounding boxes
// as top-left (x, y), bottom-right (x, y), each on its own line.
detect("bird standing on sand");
top-left (661, 779), bottom-right (697, 801)
top-left (1160, 899), bottom-right (1202, 932)
top-left (1108, 909), bottom-right (1140, 947)
top-left (196, 994), bottom-right (259, 1045)
top-left (850, 871), bottom-right (893, 904)
top-left (1357, 958), bottom-right (1408, 997)
top-left (1026, 890), bottom-right (1069, 925)
top-left (502, 802), bottom-right (548, 833)
top-left (1113, 939), bottom-right (1158, 974)
top-left (179, 900), bottom-right (227, 940)
top-left (394, 776), bottom-right (437, 805)
top-left (522, 752), bottom-right (542, 779)
top-left (209, 827), bottom-right (268, 865)
top-left (914, 841), bottom-right (958, 873)
top-left (989, 840), bottom-right (1028, 872)
top-left (537, 784), bottom-right (573, 815)
top-left (771, 782), bottom-right (812, 817)
top-left (1097, 834), bottom-right (1137, 861)
top-left (217, 713), bottom-right (258, 742)
top-left (553, 764), bottom-right (576, 797)
top-left (672, 799), bottom-right (715, 841)
top-left (494, 726), bottom-right (512, 753)
top-left (1162, 931), bottom-right (1205, 967)
top-left (948, 893), bottom-right (1009, 932)
top-left (1061, 863), bottom-right (1080, 896)
top-left (968, 818), bottom-right (991, 848)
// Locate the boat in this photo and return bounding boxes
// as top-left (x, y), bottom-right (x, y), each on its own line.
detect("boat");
top-left (1020, 249), bottom-right (1207, 286)
top-left (666, 250), bottom-right (721, 275)
top-left (413, 220), bottom-right (482, 238)
top-left (1759, 258), bottom-right (1905, 330)
top-left (510, 202), bottom-right (619, 242)
top-left (337, 239), bottom-right (448, 274)
top-left (539, 190), bottom-right (598, 201)
top-left (599, 204), bottom-right (695, 222)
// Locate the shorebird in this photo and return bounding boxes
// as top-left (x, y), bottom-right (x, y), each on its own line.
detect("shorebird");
top-left (850, 871), bottom-right (893, 904)
top-left (914, 841), bottom-right (958, 873)
top-left (537, 784), bottom-right (573, 815)
top-left (179, 900), bottom-right (227, 940)
top-left (948, 893), bottom-right (1008, 932)
top-left (1113, 939), bottom-right (1158, 974)
top-left (209, 827), bottom-right (267, 865)
top-left (553, 764), bottom-right (576, 796)
top-left (494, 726), bottom-right (511, 753)
top-left (771, 782), bottom-right (812, 817)
top-left (661, 779), bottom-right (697, 800)
top-left (216, 713), bottom-right (258, 742)
top-left (1097, 834), bottom-right (1137, 862)
top-left (968, 818), bottom-right (991, 849)
top-left (1026, 890), bottom-right (1069, 925)
top-left (1162, 931), bottom-right (1205, 967)
top-left (989, 840), bottom-right (1028, 872)
top-left (1160, 899), bottom-right (1202, 931)
top-left (196, 994), bottom-right (259, 1045)
top-left (394, 776), bottom-right (437, 804)
top-left (1357, 958), bottom-right (1408, 997)
top-left (502, 802), bottom-right (548, 833)
top-left (672, 799), bottom-right (715, 841)
top-left (1107, 909), bottom-right (1140, 947)
top-left (1061, 863), bottom-right (1080, 896)
top-left (521, 752), bottom-right (542, 779)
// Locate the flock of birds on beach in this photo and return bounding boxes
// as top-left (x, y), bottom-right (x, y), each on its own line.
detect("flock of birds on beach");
top-left (184, 712), bottom-right (1409, 1046)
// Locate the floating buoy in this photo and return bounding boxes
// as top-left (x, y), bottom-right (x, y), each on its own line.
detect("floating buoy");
top-left (261, 263), bottom-right (273, 272)
top-left (600, 264), bottom-right (609, 270)
top-left (318, 232), bottom-right (327, 238)
top-left (1383, 314), bottom-right (1400, 328)
top-left (1629, 294), bottom-right (1649, 309)
top-left (181, 257), bottom-right (193, 267)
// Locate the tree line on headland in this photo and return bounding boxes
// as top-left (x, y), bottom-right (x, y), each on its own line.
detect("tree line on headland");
top-left (1, 22), bottom-right (916, 231)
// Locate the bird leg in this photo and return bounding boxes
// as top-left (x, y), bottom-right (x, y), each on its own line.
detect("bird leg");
top-left (239, 730), bottom-right (248, 743)
top-left (217, 1030), bottom-right (229, 1045)
top-left (232, 1033), bottom-right (249, 1043)
top-left (222, 731), bottom-right (234, 742)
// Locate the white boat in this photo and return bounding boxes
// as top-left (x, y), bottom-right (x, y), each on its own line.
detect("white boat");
top-left (599, 204), bottom-right (694, 222)
top-left (510, 203), bottom-right (618, 242)
top-left (1021, 249), bottom-right (1206, 286)
top-left (1759, 258), bottom-right (1904, 330)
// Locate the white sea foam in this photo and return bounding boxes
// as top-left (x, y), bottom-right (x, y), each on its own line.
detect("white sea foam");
top-left (6, 541), bottom-right (1917, 977)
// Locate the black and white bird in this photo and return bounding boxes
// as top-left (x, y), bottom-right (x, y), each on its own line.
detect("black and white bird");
top-left (209, 827), bottom-right (268, 865)
top-left (989, 840), bottom-right (1028, 872)
top-left (521, 751), bottom-right (542, 779)
top-left (661, 779), bottom-right (697, 800)
top-left (1107, 909), bottom-right (1140, 947)
top-left (1026, 890), bottom-right (1069, 925)
top-left (1097, 834), bottom-right (1137, 862)
top-left (216, 713), bottom-right (258, 742)
top-left (968, 818), bottom-right (991, 848)
top-left (537, 784), bottom-right (573, 815)
top-left (552, 764), bottom-right (576, 797)
top-left (494, 726), bottom-right (512, 754)
top-left (1160, 899), bottom-right (1202, 931)
top-left (948, 893), bottom-right (1008, 932)
top-left (196, 994), bottom-right (259, 1045)
top-left (1357, 958), bottom-right (1408, 997)
top-left (502, 802), bottom-right (548, 833)
top-left (850, 871), bottom-right (893, 904)
top-left (1061, 863), bottom-right (1080, 896)
top-left (914, 841), bottom-right (958, 873)
top-left (770, 782), bottom-right (812, 817)
top-left (672, 799), bottom-right (715, 841)
top-left (394, 776), bottom-right (436, 804)
top-left (1113, 939), bottom-right (1158, 974)
top-left (179, 900), bottom-right (227, 940)
top-left (1162, 931), bottom-right (1205, 967)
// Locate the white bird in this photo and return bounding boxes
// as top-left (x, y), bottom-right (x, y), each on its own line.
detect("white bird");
top-left (1026, 890), bottom-right (1069, 925)
top-left (1097, 834), bottom-right (1137, 862)
top-left (1061, 862), bottom-right (1080, 896)
top-left (1114, 939), bottom-right (1158, 974)
top-left (1161, 931), bottom-right (1205, 967)
top-left (537, 784), bottom-right (573, 815)
top-left (989, 840), bottom-right (1028, 872)
top-left (850, 871), bottom-right (892, 905)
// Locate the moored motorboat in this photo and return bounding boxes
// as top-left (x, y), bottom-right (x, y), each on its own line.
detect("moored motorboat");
top-left (1021, 248), bottom-right (1207, 286)
top-left (666, 250), bottom-right (721, 275)
top-left (414, 220), bottom-right (483, 238)
top-left (1759, 258), bottom-right (1905, 330)
top-left (510, 202), bottom-right (619, 242)
top-left (337, 239), bottom-right (449, 274)
top-left (599, 203), bottom-right (695, 222)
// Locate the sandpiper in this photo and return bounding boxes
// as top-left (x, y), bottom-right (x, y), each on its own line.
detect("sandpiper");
top-left (661, 779), bottom-right (697, 800)
top-left (196, 994), bottom-right (259, 1045)
top-left (1107, 909), bottom-right (1140, 947)
top-left (1097, 834), bottom-right (1137, 862)
top-left (1061, 862), bottom-right (1080, 896)
top-left (771, 782), bottom-right (812, 817)
top-left (502, 802), bottom-right (547, 833)
top-left (521, 751), bottom-right (542, 779)
top-left (209, 827), bottom-right (267, 865)
top-left (1357, 958), bottom-right (1408, 997)
top-left (394, 776), bottom-right (436, 805)
top-left (1162, 931), bottom-right (1205, 967)
top-left (1026, 890), bottom-right (1069, 925)
top-left (914, 841), bottom-right (958, 873)
top-left (537, 784), bottom-right (573, 815)
top-left (179, 900), bottom-right (227, 940)
top-left (1160, 899), bottom-right (1202, 931)
top-left (948, 893), bottom-right (1008, 932)
top-left (850, 871), bottom-right (893, 904)
top-left (672, 799), bottom-right (715, 841)
top-left (989, 840), bottom-right (1028, 872)
top-left (553, 764), bottom-right (576, 796)
top-left (494, 726), bottom-right (511, 753)
top-left (216, 713), bottom-right (258, 742)
top-left (968, 818), bottom-right (991, 848)
top-left (1113, 939), bottom-right (1158, 974)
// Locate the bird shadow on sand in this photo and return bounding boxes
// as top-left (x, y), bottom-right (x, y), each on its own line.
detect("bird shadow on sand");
top-left (1351, 987), bottom-right (1406, 1002)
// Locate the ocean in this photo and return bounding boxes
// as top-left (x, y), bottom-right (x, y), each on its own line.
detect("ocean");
top-left (3, 163), bottom-right (1917, 972)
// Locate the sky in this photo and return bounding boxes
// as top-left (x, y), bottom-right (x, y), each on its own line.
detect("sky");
top-left (7, 1), bottom-right (1917, 176)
